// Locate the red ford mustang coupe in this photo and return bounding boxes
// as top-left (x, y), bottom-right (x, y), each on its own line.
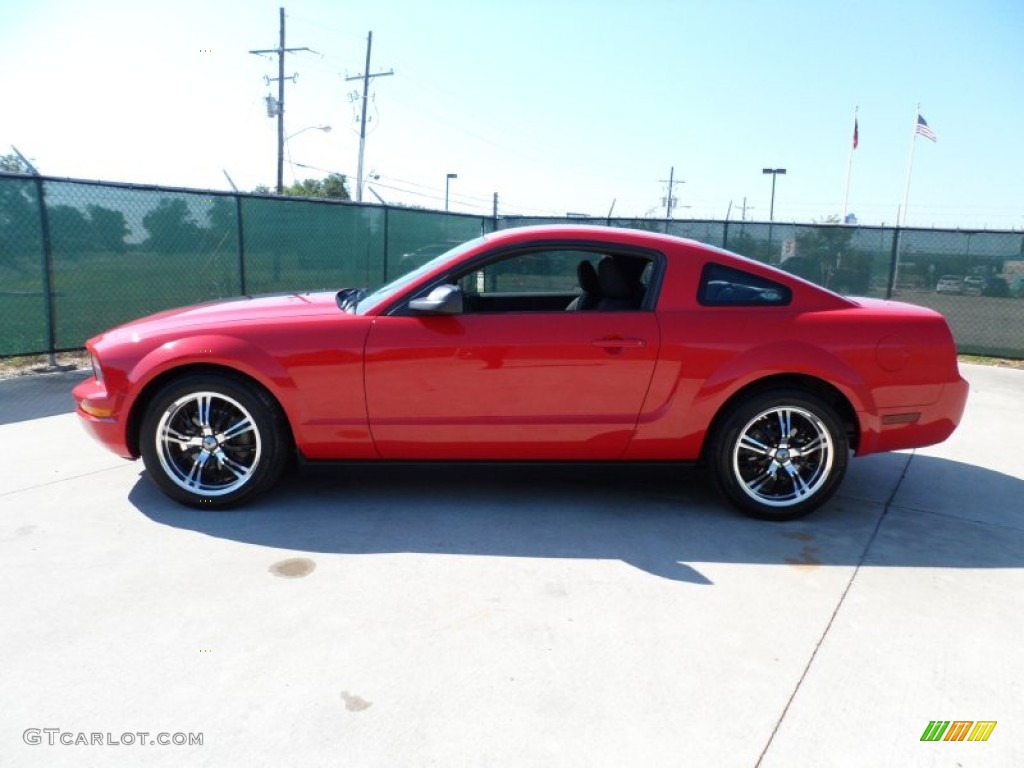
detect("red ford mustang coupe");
top-left (73, 225), bottom-right (968, 520)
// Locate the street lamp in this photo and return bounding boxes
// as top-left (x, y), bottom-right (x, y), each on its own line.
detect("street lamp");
top-left (286, 125), bottom-right (331, 142)
top-left (445, 173), bottom-right (458, 212)
top-left (762, 168), bottom-right (786, 222)
top-left (281, 125), bottom-right (331, 192)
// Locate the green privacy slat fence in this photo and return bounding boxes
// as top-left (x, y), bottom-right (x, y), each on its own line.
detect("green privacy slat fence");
top-left (498, 217), bottom-right (1024, 358)
top-left (1, 173), bottom-right (1022, 358)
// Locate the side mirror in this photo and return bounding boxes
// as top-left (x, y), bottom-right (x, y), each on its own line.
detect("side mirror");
top-left (408, 284), bottom-right (463, 315)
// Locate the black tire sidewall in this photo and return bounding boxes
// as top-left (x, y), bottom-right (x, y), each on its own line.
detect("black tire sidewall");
top-left (139, 374), bottom-right (288, 508)
top-left (709, 389), bottom-right (849, 521)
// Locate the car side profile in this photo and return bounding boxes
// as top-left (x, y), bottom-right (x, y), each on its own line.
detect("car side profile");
top-left (961, 275), bottom-right (985, 295)
top-left (73, 225), bottom-right (969, 520)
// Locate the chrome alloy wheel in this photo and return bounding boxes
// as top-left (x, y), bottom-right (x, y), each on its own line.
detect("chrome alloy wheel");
top-left (154, 391), bottom-right (262, 496)
top-left (731, 405), bottom-right (834, 508)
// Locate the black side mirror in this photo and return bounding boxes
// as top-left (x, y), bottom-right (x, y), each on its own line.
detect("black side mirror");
top-left (408, 284), bottom-right (463, 315)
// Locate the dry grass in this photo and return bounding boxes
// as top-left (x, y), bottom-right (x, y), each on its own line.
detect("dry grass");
top-left (958, 354), bottom-right (1024, 370)
top-left (0, 351), bottom-right (91, 380)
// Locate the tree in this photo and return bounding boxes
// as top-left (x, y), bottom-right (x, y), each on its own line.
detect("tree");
top-left (142, 198), bottom-right (203, 253)
top-left (790, 216), bottom-right (867, 292)
top-left (48, 205), bottom-right (92, 257)
top-left (87, 205), bottom-right (129, 253)
top-left (0, 174), bottom-right (40, 270)
top-left (282, 173), bottom-right (351, 200)
top-left (0, 153), bottom-right (30, 173)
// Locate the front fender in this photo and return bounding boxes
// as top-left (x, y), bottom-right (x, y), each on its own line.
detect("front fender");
top-left (126, 334), bottom-right (296, 402)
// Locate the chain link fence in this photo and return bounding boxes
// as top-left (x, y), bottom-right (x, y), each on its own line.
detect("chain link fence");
top-left (2, 174), bottom-right (1022, 358)
top-left (0, 175), bottom-right (493, 356)
top-left (500, 217), bottom-right (1024, 358)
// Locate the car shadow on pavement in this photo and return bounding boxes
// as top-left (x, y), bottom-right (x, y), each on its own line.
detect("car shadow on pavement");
top-left (128, 455), bottom-right (1024, 584)
top-left (0, 371), bottom-right (89, 425)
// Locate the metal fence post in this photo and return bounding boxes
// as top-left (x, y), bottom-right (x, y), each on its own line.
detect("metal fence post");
top-left (234, 192), bottom-right (247, 295)
top-left (33, 177), bottom-right (58, 365)
top-left (381, 205), bottom-right (390, 283)
top-left (886, 227), bottom-right (901, 299)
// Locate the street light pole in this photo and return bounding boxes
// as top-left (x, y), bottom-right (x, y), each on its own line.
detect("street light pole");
top-left (762, 168), bottom-right (786, 222)
top-left (762, 168), bottom-right (786, 262)
top-left (445, 173), bottom-right (458, 212)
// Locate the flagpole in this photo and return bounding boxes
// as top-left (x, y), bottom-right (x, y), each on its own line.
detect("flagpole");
top-left (894, 103), bottom-right (920, 290)
top-left (842, 106), bottom-right (858, 222)
top-left (901, 102), bottom-right (920, 227)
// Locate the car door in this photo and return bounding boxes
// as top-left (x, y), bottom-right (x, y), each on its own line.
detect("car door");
top-left (363, 248), bottom-right (661, 460)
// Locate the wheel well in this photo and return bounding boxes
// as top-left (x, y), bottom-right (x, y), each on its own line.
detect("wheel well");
top-left (702, 373), bottom-right (859, 459)
top-left (125, 364), bottom-right (294, 458)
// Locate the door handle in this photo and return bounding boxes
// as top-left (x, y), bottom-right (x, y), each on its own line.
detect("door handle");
top-left (592, 336), bottom-right (647, 349)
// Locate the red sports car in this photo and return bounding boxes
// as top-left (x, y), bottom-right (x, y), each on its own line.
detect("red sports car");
top-left (73, 225), bottom-right (968, 520)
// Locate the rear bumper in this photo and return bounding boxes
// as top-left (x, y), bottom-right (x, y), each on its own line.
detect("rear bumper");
top-left (72, 376), bottom-right (135, 459)
top-left (857, 375), bottom-right (969, 456)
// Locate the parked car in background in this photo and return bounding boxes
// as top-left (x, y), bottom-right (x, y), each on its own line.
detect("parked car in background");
top-left (1010, 276), bottom-right (1024, 298)
top-left (981, 277), bottom-right (1010, 298)
top-left (73, 225), bottom-right (969, 521)
top-left (962, 275), bottom-right (985, 295)
top-left (935, 275), bottom-right (963, 294)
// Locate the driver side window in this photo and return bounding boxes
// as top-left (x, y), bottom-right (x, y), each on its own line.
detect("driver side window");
top-left (456, 248), bottom-right (654, 313)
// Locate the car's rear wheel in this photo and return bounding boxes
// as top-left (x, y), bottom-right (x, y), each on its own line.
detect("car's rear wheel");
top-left (708, 389), bottom-right (849, 521)
top-left (140, 374), bottom-right (289, 508)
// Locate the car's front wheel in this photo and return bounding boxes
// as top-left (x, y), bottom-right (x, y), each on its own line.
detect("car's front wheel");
top-left (708, 389), bottom-right (849, 521)
top-left (140, 374), bottom-right (289, 508)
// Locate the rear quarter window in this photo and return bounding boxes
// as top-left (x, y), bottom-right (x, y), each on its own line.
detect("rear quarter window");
top-left (698, 263), bottom-right (792, 306)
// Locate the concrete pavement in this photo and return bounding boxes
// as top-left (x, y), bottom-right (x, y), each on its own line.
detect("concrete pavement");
top-left (0, 364), bottom-right (1021, 767)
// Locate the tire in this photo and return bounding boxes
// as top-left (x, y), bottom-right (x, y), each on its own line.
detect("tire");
top-left (140, 374), bottom-right (290, 508)
top-left (708, 389), bottom-right (849, 521)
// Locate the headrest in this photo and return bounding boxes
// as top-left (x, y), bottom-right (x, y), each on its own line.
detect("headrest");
top-left (598, 257), bottom-right (632, 299)
top-left (577, 260), bottom-right (600, 293)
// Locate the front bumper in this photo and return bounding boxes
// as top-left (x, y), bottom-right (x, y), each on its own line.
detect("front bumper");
top-left (72, 376), bottom-right (135, 459)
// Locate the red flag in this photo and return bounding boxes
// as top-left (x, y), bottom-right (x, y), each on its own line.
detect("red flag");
top-left (852, 118), bottom-right (859, 149)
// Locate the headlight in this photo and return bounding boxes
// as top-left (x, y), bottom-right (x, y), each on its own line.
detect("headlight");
top-left (90, 353), bottom-right (104, 384)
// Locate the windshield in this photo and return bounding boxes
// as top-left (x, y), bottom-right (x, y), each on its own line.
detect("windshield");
top-left (354, 236), bottom-right (485, 314)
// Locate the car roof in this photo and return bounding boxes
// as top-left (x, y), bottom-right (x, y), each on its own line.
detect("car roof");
top-left (481, 223), bottom-right (697, 250)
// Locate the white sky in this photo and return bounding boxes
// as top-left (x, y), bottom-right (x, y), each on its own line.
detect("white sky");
top-left (2, 0), bottom-right (1023, 228)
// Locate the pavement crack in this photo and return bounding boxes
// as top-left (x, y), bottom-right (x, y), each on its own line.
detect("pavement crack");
top-left (0, 464), bottom-right (131, 497)
top-left (753, 451), bottom-right (914, 767)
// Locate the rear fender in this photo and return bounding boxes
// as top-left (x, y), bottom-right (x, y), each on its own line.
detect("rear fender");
top-left (696, 341), bottom-right (874, 415)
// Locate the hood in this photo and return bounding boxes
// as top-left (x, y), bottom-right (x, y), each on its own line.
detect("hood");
top-left (104, 291), bottom-right (344, 336)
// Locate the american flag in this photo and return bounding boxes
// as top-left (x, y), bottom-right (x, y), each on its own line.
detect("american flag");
top-left (915, 114), bottom-right (937, 142)
top-left (852, 118), bottom-right (859, 149)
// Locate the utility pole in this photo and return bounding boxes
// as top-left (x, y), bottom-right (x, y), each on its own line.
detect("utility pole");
top-left (345, 31), bottom-right (394, 202)
top-left (660, 166), bottom-right (684, 219)
top-left (249, 7), bottom-right (315, 194)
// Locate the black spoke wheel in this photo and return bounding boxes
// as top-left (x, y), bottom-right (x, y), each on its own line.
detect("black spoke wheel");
top-left (709, 389), bottom-right (849, 520)
top-left (140, 374), bottom-right (289, 508)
